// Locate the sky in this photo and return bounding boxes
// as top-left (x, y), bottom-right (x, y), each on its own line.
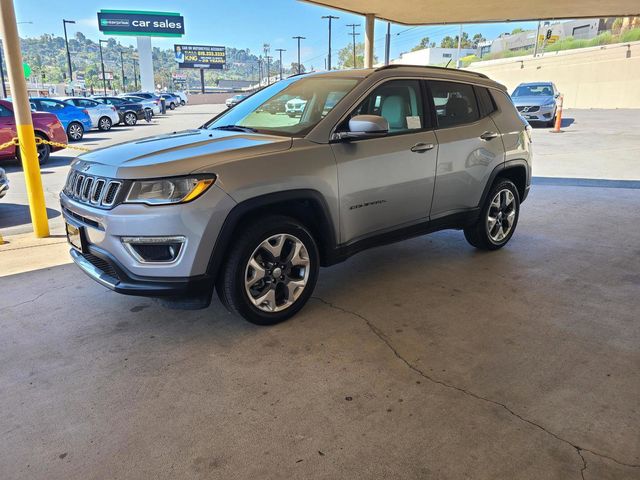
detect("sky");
top-left (15, 0), bottom-right (540, 67)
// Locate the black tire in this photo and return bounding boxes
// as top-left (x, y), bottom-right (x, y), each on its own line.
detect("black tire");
top-left (124, 112), bottom-right (137, 126)
top-left (464, 178), bottom-right (520, 251)
top-left (180, 100), bottom-right (185, 106)
top-left (98, 116), bottom-right (112, 131)
top-left (216, 215), bottom-right (320, 325)
top-left (66, 121), bottom-right (84, 141)
top-left (17, 133), bottom-right (50, 165)
top-left (169, 102), bottom-right (176, 110)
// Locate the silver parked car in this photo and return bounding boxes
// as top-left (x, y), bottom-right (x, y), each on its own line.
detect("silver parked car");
top-left (61, 66), bottom-right (532, 325)
top-left (225, 94), bottom-right (247, 108)
top-left (511, 82), bottom-right (559, 127)
top-left (59, 97), bottom-right (120, 132)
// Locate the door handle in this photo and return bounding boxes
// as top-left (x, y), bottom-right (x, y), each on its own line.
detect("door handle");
top-left (480, 131), bottom-right (499, 141)
top-left (410, 143), bottom-right (435, 153)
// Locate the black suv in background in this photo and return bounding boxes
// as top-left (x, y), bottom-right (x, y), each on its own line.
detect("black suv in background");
top-left (92, 96), bottom-right (145, 126)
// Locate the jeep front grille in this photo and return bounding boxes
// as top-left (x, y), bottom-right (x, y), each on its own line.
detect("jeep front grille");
top-left (64, 170), bottom-right (123, 209)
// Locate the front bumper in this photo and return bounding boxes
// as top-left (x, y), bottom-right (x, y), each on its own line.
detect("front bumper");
top-left (516, 104), bottom-right (556, 122)
top-left (60, 184), bottom-right (237, 296)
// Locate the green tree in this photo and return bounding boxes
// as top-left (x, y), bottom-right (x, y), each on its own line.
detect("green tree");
top-left (337, 42), bottom-right (378, 69)
top-left (472, 33), bottom-right (486, 47)
top-left (411, 36), bottom-right (434, 51)
top-left (440, 36), bottom-right (456, 48)
top-left (511, 28), bottom-right (525, 34)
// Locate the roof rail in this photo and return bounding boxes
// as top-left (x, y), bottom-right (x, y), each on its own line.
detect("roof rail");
top-left (374, 64), bottom-right (488, 79)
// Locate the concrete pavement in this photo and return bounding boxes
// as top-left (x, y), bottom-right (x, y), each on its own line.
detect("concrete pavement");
top-left (1, 184), bottom-right (639, 479)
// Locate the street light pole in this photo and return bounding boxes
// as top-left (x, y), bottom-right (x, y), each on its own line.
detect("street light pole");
top-left (120, 50), bottom-right (126, 92)
top-left (384, 22), bottom-right (391, 65)
top-left (99, 39), bottom-right (108, 95)
top-left (292, 36), bottom-right (305, 74)
top-left (346, 23), bottom-right (360, 68)
top-left (456, 24), bottom-right (463, 69)
top-left (275, 48), bottom-right (286, 80)
top-left (266, 56), bottom-right (272, 85)
top-left (62, 19), bottom-right (75, 94)
top-left (132, 57), bottom-right (138, 90)
top-left (0, 43), bottom-right (6, 98)
top-left (322, 15), bottom-right (339, 70)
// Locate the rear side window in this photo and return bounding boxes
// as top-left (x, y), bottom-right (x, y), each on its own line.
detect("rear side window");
top-left (428, 81), bottom-right (479, 128)
top-left (475, 87), bottom-right (497, 117)
top-left (0, 105), bottom-right (12, 117)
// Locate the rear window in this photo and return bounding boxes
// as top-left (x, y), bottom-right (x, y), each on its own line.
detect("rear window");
top-left (475, 87), bottom-right (497, 117)
top-left (428, 81), bottom-right (480, 128)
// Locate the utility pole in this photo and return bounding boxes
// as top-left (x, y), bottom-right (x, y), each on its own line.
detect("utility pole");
top-left (266, 55), bottom-right (271, 85)
top-left (384, 22), bottom-right (391, 65)
top-left (62, 19), bottom-right (75, 95)
top-left (275, 48), bottom-right (286, 80)
top-left (292, 36), bottom-right (305, 74)
top-left (456, 24), bottom-right (463, 68)
top-left (200, 68), bottom-right (205, 94)
top-left (133, 57), bottom-right (138, 90)
top-left (346, 23), bottom-right (360, 68)
top-left (533, 20), bottom-right (542, 57)
top-left (321, 15), bottom-right (339, 70)
top-left (120, 50), bottom-right (126, 92)
top-left (0, 42), bottom-right (6, 98)
top-left (99, 39), bottom-right (108, 95)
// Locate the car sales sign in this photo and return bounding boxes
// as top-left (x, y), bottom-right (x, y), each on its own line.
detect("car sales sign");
top-left (97, 10), bottom-right (185, 37)
top-left (174, 45), bottom-right (226, 69)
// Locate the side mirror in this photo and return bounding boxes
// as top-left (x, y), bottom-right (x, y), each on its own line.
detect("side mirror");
top-left (332, 114), bottom-right (389, 141)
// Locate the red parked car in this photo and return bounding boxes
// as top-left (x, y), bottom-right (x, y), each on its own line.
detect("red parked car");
top-left (0, 99), bottom-right (67, 164)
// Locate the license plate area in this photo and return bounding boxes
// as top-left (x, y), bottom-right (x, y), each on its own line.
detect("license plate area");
top-left (66, 222), bottom-right (86, 253)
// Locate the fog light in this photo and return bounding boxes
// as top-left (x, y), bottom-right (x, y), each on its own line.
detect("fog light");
top-left (121, 236), bottom-right (186, 263)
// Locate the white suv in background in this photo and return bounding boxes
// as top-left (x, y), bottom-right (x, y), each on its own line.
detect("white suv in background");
top-left (60, 97), bottom-right (120, 131)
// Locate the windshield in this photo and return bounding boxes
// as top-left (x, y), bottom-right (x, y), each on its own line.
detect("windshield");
top-left (512, 84), bottom-right (554, 97)
top-left (206, 75), bottom-right (360, 137)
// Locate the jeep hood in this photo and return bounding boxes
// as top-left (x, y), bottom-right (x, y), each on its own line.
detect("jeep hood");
top-left (74, 129), bottom-right (293, 179)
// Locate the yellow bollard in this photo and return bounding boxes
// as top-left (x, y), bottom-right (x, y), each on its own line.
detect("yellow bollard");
top-left (0, 0), bottom-right (49, 237)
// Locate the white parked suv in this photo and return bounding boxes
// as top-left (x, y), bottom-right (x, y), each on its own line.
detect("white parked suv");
top-left (60, 97), bottom-right (120, 131)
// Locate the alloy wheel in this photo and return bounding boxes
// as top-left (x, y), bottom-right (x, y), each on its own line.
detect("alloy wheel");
top-left (99, 117), bottom-right (112, 131)
top-left (244, 233), bottom-right (310, 313)
top-left (486, 189), bottom-right (517, 243)
top-left (125, 113), bottom-right (136, 126)
top-left (68, 123), bottom-right (83, 141)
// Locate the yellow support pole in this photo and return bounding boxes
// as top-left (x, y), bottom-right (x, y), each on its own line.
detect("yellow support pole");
top-left (0, 0), bottom-right (49, 237)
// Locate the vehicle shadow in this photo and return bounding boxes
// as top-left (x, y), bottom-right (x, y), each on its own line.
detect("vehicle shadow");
top-left (0, 203), bottom-right (61, 229)
top-left (2, 155), bottom-right (75, 172)
top-left (531, 117), bottom-right (575, 129)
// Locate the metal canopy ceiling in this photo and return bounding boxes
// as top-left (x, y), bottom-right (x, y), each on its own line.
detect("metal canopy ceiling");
top-left (301, 0), bottom-right (640, 25)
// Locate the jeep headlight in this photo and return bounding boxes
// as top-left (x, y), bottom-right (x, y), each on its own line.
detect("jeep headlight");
top-left (543, 99), bottom-right (556, 107)
top-left (125, 176), bottom-right (215, 205)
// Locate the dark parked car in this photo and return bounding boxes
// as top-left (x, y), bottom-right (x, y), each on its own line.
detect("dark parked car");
top-left (92, 96), bottom-right (145, 126)
top-left (0, 99), bottom-right (67, 164)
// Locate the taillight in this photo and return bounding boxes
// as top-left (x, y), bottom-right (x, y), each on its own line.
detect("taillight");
top-left (82, 109), bottom-right (89, 115)
top-left (111, 106), bottom-right (116, 112)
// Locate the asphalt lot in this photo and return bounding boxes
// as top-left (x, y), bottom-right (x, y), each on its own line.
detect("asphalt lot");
top-left (1, 106), bottom-right (639, 237)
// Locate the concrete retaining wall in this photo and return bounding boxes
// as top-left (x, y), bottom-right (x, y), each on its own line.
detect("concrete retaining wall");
top-left (466, 41), bottom-right (640, 108)
top-left (186, 93), bottom-right (236, 105)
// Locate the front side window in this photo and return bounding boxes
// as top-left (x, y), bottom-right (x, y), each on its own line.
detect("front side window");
top-left (206, 76), bottom-right (360, 137)
top-left (342, 79), bottom-right (425, 134)
top-left (429, 80), bottom-right (480, 128)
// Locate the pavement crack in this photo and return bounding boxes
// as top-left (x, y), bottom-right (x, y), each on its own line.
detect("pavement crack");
top-left (3, 285), bottom-right (68, 310)
top-left (312, 296), bottom-right (640, 472)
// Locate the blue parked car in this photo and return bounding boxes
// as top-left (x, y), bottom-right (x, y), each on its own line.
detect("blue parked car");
top-left (29, 97), bottom-right (92, 141)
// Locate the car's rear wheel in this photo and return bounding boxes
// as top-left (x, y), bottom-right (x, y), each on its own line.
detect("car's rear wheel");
top-left (124, 112), bottom-right (137, 126)
top-left (217, 215), bottom-right (319, 325)
top-left (180, 100), bottom-right (185, 106)
top-left (67, 121), bottom-right (84, 141)
top-left (98, 116), bottom-right (112, 131)
top-left (169, 102), bottom-right (176, 110)
top-left (464, 179), bottom-right (520, 250)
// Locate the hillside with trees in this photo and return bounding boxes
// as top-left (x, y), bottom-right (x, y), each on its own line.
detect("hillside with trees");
top-left (17, 31), bottom-right (286, 92)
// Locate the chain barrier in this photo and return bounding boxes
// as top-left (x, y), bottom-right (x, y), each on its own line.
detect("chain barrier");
top-left (0, 136), bottom-right (91, 152)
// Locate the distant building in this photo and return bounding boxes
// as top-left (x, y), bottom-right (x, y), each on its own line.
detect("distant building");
top-left (391, 47), bottom-right (477, 66)
top-left (480, 19), bottom-right (602, 57)
top-left (217, 79), bottom-right (255, 90)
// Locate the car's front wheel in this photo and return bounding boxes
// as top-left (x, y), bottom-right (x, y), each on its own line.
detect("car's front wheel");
top-left (124, 112), bottom-right (137, 126)
top-left (67, 121), bottom-right (84, 141)
top-left (16, 133), bottom-right (50, 164)
top-left (169, 102), bottom-right (176, 110)
top-left (464, 178), bottom-right (520, 250)
top-left (98, 116), bottom-right (112, 131)
top-left (217, 215), bottom-right (319, 325)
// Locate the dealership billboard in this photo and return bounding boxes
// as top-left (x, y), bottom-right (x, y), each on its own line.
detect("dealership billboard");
top-left (174, 45), bottom-right (225, 69)
top-left (97, 10), bottom-right (185, 37)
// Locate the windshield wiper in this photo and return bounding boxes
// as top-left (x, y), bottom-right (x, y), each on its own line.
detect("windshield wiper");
top-left (212, 125), bottom-right (258, 133)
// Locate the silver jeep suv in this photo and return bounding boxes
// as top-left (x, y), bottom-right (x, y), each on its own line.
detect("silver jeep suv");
top-left (61, 65), bottom-right (532, 325)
